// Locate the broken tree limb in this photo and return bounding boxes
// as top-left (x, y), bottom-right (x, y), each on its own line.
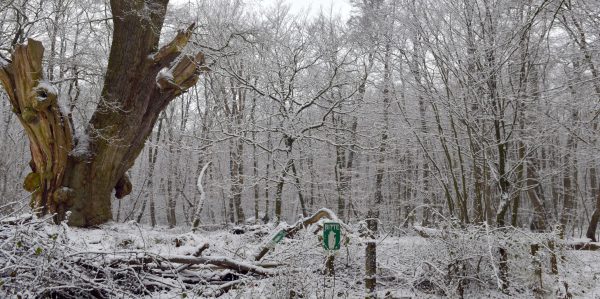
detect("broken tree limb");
top-left (413, 225), bottom-right (443, 238)
top-left (176, 243), bottom-right (210, 273)
top-left (567, 241), bottom-right (600, 251)
top-left (80, 248), bottom-right (278, 277)
top-left (161, 255), bottom-right (275, 276)
top-left (0, 39), bottom-right (73, 216)
top-left (254, 208), bottom-right (351, 261)
top-left (204, 278), bottom-right (250, 297)
top-left (153, 23), bottom-right (195, 63)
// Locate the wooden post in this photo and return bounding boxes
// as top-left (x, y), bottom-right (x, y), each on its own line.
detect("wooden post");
top-left (364, 217), bottom-right (377, 298)
top-left (326, 253), bottom-right (335, 276)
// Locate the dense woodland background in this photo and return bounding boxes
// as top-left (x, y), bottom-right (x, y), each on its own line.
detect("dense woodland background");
top-left (1, 0), bottom-right (600, 240)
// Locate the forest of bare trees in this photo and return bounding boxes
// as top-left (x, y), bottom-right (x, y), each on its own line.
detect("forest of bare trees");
top-left (3, 0), bottom-right (595, 237)
top-left (1, 0), bottom-right (600, 297)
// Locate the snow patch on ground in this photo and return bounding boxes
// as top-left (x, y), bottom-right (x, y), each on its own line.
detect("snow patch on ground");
top-left (2, 215), bottom-right (600, 298)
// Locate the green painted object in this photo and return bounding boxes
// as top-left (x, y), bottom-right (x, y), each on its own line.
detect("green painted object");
top-left (323, 222), bottom-right (341, 250)
top-left (271, 230), bottom-right (286, 244)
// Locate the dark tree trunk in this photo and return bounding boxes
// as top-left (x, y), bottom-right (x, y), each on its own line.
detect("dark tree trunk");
top-left (274, 135), bottom-right (294, 223)
top-left (0, 0), bottom-right (205, 227)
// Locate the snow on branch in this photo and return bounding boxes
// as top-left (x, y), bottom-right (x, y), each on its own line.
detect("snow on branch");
top-left (152, 23), bottom-right (196, 63)
top-left (155, 52), bottom-right (206, 92)
top-left (254, 208), bottom-right (352, 261)
top-left (0, 218), bottom-right (280, 298)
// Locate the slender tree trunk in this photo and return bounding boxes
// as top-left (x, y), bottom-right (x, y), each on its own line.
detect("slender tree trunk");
top-left (137, 116), bottom-right (163, 226)
top-left (264, 149), bottom-right (271, 223)
top-left (191, 84), bottom-right (212, 228)
top-left (334, 116), bottom-right (347, 221)
top-left (291, 159), bottom-right (307, 217)
top-left (560, 57), bottom-right (581, 234)
top-left (231, 136), bottom-right (245, 224)
top-left (528, 153), bottom-right (548, 232)
top-left (251, 99), bottom-right (260, 224)
top-left (586, 140), bottom-right (600, 240)
top-left (274, 138), bottom-right (294, 223)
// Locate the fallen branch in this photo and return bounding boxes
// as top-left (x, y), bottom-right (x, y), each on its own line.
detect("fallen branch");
top-left (0, 218), bottom-right (280, 298)
top-left (204, 279), bottom-right (250, 297)
top-left (176, 243), bottom-right (209, 272)
top-left (567, 241), bottom-right (600, 251)
top-left (255, 208), bottom-right (351, 261)
top-left (413, 225), bottom-right (443, 238)
top-left (0, 213), bottom-right (33, 225)
top-left (163, 255), bottom-right (275, 276)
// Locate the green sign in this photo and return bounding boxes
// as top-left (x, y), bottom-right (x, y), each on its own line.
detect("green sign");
top-left (323, 222), bottom-right (341, 250)
top-left (269, 230), bottom-right (286, 246)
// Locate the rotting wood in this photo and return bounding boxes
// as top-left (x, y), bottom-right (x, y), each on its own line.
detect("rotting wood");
top-left (0, 39), bottom-right (73, 217)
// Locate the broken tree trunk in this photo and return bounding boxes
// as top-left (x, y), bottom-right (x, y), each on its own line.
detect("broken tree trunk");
top-left (0, 0), bottom-right (206, 227)
top-left (0, 39), bottom-right (73, 218)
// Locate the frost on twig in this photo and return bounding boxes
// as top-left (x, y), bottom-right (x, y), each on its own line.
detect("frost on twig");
top-left (0, 218), bottom-right (278, 298)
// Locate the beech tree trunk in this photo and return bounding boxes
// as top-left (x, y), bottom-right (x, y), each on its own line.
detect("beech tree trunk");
top-left (0, 0), bottom-right (205, 227)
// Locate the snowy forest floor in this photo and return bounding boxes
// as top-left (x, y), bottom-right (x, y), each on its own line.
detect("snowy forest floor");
top-left (1, 211), bottom-right (600, 298)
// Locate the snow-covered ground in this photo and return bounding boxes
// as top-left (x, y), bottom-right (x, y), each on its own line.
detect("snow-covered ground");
top-left (1, 214), bottom-right (599, 298)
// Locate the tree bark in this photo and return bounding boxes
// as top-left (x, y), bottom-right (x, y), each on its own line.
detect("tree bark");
top-left (274, 135), bottom-right (294, 223)
top-left (0, 0), bottom-right (205, 226)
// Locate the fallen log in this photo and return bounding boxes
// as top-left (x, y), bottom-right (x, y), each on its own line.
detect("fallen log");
top-left (413, 225), bottom-right (442, 238)
top-left (176, 243), bottom-right (210, 272)
top-left (567, 241), bottom-right (600, 251)
top-left (94, 249), bottom-right (276, 276)
top-left (163, 255), bottom-right (275, 276)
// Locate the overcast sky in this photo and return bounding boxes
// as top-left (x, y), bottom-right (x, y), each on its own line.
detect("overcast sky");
top-left (253, 0), bottom-right (353, 20)
top-left (171, 0), bottom-right (353, 22)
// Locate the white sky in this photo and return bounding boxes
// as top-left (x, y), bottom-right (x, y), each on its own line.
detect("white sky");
top-left (171, 0), bottom-right (353, 21)
top-left (254, 0), bottom-right (353, 21)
